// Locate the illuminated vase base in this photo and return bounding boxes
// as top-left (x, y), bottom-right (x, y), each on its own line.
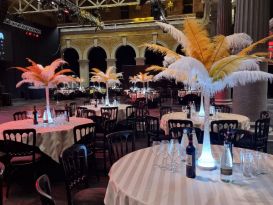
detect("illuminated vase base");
top-left (197, 156), bottom-right (217, 171)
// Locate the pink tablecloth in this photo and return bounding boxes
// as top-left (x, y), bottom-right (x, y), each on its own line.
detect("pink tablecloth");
top-left (0, 117), bottom-right (92, 162)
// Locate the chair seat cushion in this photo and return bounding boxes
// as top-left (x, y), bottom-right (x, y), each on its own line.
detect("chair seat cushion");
top-left (10, 153), bottom-right (41, 165)
top-left (73, 187), bottom-right (106, 205)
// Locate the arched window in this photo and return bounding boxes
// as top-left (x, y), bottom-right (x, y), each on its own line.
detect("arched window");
top-left (144, 45), bottom-right (164, 66)
top-left (63, 48), bottom-right (80, 77)
top-left (88, 46), bottom-right (107, 73)
top-left (115, 45), bottom-right (136, 72)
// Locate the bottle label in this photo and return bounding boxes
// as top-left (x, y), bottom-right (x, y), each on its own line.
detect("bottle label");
top-left (221, 168), bottom-right (232, 176)
top-left (186, 154), bottom-right (192, 166)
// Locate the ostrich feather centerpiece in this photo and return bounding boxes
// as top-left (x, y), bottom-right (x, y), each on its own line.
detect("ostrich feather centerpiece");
top-left (129, 75), bottom-right (139, 90)
top-left (135, 72), bottom-right (154, 92)
top-left (90, 66), bottom-right (122, 106)
top-left (146, 19), bottom-right (273, 170)
top-left (15, 58), bottom-right (76, 123)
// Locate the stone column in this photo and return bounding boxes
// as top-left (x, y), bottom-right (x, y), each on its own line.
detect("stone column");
top-left (214, 0), bottom-right (232, 106)
top-left (135, 57), bottom-right (145, 65)
top-left (106, 58), bottom-right (116, 67)
top-left (233, 0), bottom-right (270, 121)
top-left (78, 60), bottom-right (90, 87)
top-left (216, 0), bottom-right (232, 35)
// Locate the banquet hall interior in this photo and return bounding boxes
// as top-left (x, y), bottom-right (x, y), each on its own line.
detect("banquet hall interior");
top-left (1, 0), bottom-right (273, 204)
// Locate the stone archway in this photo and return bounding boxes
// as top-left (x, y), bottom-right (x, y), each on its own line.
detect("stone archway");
top-left (144, 42), bottom-right (165, 66)
top-left (111, 42), bottom-right (139, 59)
top-left (83, 43), bottom-right (110, 60)
top-left (88, 46), bottom-right (107, 73)
top-left (115, 45), bottom-right (136, 72)
top-left (61, 45), bottom-right (82, 60)
top-left (62, 48), bottom-right (80, 77)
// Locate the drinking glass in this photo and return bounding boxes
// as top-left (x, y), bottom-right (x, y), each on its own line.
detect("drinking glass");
top-left (159, 140), bottom-right (169, 170)
top-left (252, 151), bottom-right (268, 175)
top-left (168, 139), bottom-right (181, 172)
top-left (152, 141), bottom-right (161, 156)
top-left (241, 150), bottom-right (254, 178)
top-left (152, 141), bottom-right (161, 166)
top-left (215, 109), bottom-right (221, 119)
top-left (182, 106), bottom-right (187, 113)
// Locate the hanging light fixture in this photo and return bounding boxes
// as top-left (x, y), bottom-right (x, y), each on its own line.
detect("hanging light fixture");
top-left (167, 0), bottom-right (174, 11)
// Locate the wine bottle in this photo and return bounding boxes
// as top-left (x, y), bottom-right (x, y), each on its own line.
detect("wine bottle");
top-left (191, 129), bottom-right (199, 158)
top-left (95, 99), bottom-right (98, 108)
top-left (186, 134), bottom-right (196, 178)
top-left (220, 141), bottom-right (233, 183)
top-left (65, 104), bottom-right (70, 122)
top-left (33, 106), bottom-right (38, 125)
top-left (187, 105), bottom-right (191, 119)
top-left (180, 129), bottom-right (189, 161)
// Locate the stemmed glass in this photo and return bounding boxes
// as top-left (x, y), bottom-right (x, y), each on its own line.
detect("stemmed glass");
top-left (182, 106), bottom-right (187, 113)
top-left (168, 139), bottom-right (181, 172)
top-left (152, 141), bottom-right (161, 166)
top-left (159, 140), bottom-right (170, 170)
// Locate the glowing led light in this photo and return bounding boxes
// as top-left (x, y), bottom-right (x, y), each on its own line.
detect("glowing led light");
top-left (197, 93), bottom-right (217, 170)
top-left (198, 94), bottom-right (205, 117)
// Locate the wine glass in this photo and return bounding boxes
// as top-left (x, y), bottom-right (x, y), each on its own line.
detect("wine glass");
top-left (151, 141), bottom-right (161, 167)
top-left (159, 140), bottom-right (169, 170)
top-left (168, 139), bottom-right (180, 172)
top-left (182, 106), bottom-right (187, 113)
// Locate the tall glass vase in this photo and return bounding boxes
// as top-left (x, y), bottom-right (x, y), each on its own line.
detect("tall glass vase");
top-left (105, 82), bottom-right (110, 106)
top-left (197, 91), bottom-right (216, 170)
top-left (199, 92), bottom-right (205, 117)
top-left (44, 86), bottom-right (53, 123)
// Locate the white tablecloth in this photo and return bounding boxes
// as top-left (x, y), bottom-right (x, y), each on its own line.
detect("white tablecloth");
top-left (0, 117), bottom-right (92, 162)
top-left (160, 112), bottom-right (250, 135)
top-left (105, 146), bottom-right (273, 205)
top-left (82, 104), bottom-right (130, 122)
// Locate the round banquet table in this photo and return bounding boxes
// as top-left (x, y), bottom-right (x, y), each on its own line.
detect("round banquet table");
top-left (129, 92), bottom-right (160, 101)
top-left (82, 104), bottom-right (130, 122)
top-left (0, 117), bottom-right (92, 162)
top-left (160, 112), bottom-right (250, 135)
top-left (104, 146), bottom-right (273, 205)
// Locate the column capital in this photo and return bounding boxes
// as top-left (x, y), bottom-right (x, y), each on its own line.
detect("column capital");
top-left (78, 59), bottom-right (89, 64)
top-left (106, 58), bottom-right (116, 67)
top-left (135, 57), bottom-right (146, 66)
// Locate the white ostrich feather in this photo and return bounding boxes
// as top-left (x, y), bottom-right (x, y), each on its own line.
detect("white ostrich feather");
top-left (15, 58), bottom-right (75, 89)
top-left (16, 79), bottom-right (42, 88)
top-left (50, 75), bottom-right (75, 86)
top-left (270, 18), bottom-right (273, 30)
top-left (156, 22), bottom-right (188, 48)
top-left (225, 33), bottom-right (253, 54)
top-left (21, 72), bottom-right (39, 80)
top-left (235, 58), bottom-right (261, 71)
top-left (210, 71), bottom-right (273, 94)
top-left (108, 79), bottom-right (121, 86)
top-left (91, 76), bottom-right (103, 83)
top-left (156, 56), bottom-right (209, 84)
top-left (163, 55), bottom-right (178, 67)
